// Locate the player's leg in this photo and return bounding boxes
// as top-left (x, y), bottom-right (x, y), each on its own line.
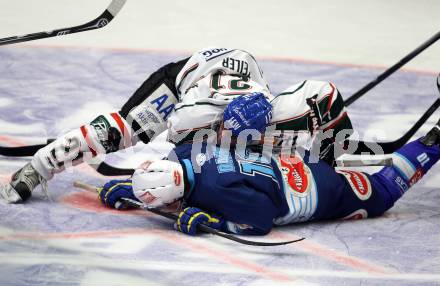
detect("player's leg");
top-left (370, 119), bottom-right (440, 211)
top-left (1, 112), bottom-right (135, 203)
top-left (0, 58), bottom-right (188, 203)
top-left (330, 119), bottom-right (440, 220)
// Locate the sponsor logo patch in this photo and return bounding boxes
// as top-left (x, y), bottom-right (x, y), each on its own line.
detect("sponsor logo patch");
top-left (137, 191), bottom-right (157, 205)
top-left (343, 209), bottom-right (368, 220)
top-left (173, 170), bottom-right (181, 187)
top-left (127, 84), bottom-right (177, 139)
top-left (90, 115), bottom-right (121, 153)
top-left (279, 155), bottom-right (311, 197)
top-left (409, 168), bottom-right (424, 187)
top-left (395, 175), bottom-right (409, 193)
top-left (337, 170), bottom-right (372, 201)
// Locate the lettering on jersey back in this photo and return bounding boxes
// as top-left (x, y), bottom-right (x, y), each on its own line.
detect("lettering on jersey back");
top-left (199, 48), bottom-right (230, 61)
top-left (222, 57), bottom-right (250, 77)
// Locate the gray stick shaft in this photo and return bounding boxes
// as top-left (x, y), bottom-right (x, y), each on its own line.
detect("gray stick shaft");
top-left (336, 157), bottom-right (393, 167)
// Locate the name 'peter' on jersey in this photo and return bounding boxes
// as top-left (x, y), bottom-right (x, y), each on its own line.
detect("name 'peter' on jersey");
top-left (168, 47), bottom-right (272, 144)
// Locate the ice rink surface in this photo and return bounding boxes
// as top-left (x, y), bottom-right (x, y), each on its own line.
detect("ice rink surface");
top-left (0, 1), bottom-right (439, 285)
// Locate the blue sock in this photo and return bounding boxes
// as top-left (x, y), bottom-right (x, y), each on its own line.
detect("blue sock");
top-left (372, 138), bottom-right (440, 209)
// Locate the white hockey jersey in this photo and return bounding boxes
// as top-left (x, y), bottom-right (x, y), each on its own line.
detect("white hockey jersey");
top-left (167, 47), bottom-right (273, 143)
top-left (165, 47), bottom-right (351, 157)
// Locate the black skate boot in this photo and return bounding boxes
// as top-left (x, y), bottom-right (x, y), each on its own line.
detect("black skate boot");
top-left (420, 118), bottom-right (440, 147)
top-left (0, 163), bottom-right (45, 203)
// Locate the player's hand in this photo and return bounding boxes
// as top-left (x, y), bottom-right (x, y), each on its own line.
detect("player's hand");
top-left (174, 207), bottom-right (224, 235)
top-left (223, 92), bottom-right (273, 138)
top-left (98, 179), bottom-right (139, 210)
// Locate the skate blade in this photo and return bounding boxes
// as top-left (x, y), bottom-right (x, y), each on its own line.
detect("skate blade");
top-left (0, 184), bottom-right (23, 203)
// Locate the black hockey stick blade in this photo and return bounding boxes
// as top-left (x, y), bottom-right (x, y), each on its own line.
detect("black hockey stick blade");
top-left (121, 198), bottom-right (305, 246)
top-left (344, 30), bottom-right (440, 106)
top-left (0, 143), bottom-right (46, 157)
top-left (90, 161), bottom-right (134, 176)
top-left (0, 0), bottom-right (126, 46)
top-left (0, 139), bottom-right (54, 157)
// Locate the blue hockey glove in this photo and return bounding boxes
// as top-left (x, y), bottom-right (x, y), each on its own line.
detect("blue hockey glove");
top-left (174, 207), bottom-right (225, 235)
top-left (223, 92), bottom-right (272, 137)
top-left (98, 179), bottom-right (139, 210)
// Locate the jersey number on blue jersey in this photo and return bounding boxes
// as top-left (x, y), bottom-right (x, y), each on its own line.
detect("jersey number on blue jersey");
top-left (238, 160), bottom-right (277, 183)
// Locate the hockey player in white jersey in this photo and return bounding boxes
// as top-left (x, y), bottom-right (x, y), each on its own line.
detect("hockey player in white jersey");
top-left (0, 47), bottom-right (352, 203)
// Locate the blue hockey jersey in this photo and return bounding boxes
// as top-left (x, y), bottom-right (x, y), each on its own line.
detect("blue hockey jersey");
top-left (171, 142), bottom-right (392, 235)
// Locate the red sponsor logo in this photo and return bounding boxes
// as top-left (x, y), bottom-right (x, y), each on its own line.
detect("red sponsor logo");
top-left (174, 170), bottom-right (181, 186)
top-left (343, 209), bottom-right (368, 220)
top-left (138, 191), bottom-right (157, 204)
top-left (279, 155), bottom-right (309, 195)
top-left (409, 168), bottom-right (424, 186)
top-left (337, 170), bottom-right (372, 200)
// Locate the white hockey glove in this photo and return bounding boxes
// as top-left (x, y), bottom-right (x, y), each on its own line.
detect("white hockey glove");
top-left (131, 160), bottom-right (185, 208)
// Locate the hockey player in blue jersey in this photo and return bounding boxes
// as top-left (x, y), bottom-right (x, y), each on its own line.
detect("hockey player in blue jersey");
top-left (98, 86), bottom-right (440, 236)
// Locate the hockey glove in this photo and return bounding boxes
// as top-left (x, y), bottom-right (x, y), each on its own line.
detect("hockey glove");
top-left (98, 179), bottom-right (139, 210)
top-left (223, 92), bottom-right (272, 138)
top-left (175, 207), bottom-right (224, 236)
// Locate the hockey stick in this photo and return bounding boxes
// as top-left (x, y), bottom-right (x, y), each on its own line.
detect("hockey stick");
top-left (352, 74), bottom-right (440, 153)
top-left (0, 0), bottom-right (126, 46)
top-left (335, 157), bottom-right (392, 167)
top-left (352, 98), bottom-right (440, 154)
top-left (73, 181), bottom-right (305, 246)
top-left (344, 30), bottom-right (440, 106)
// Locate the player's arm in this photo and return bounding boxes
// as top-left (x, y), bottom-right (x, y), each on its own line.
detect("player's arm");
top-left (30, 59), bottom-right (189, 182)
top-left (174, 206), bottom-right (271, 236)
top-left (119, 58), bottom-right (189, 144)
top-left (271, 80), bottom-right (353, 165)
top-left (173, 144), bottom-right (281, 236)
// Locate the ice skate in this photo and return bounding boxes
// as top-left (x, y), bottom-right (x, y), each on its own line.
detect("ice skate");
top-left (420, 118), bottom-right (440, 147)
top-left (0, 163), bottom-right (45, 203)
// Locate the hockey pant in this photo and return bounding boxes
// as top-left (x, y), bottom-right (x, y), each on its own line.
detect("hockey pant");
top-left (32, 58), bottom-right (188, 180)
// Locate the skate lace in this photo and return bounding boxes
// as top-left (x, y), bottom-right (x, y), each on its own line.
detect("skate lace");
top-left (16, 164), bottom-right (51, 201)
top-left (39, 176), bottom-right (51, 202)
top-left (18, 164), bottom-right (41, 190)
